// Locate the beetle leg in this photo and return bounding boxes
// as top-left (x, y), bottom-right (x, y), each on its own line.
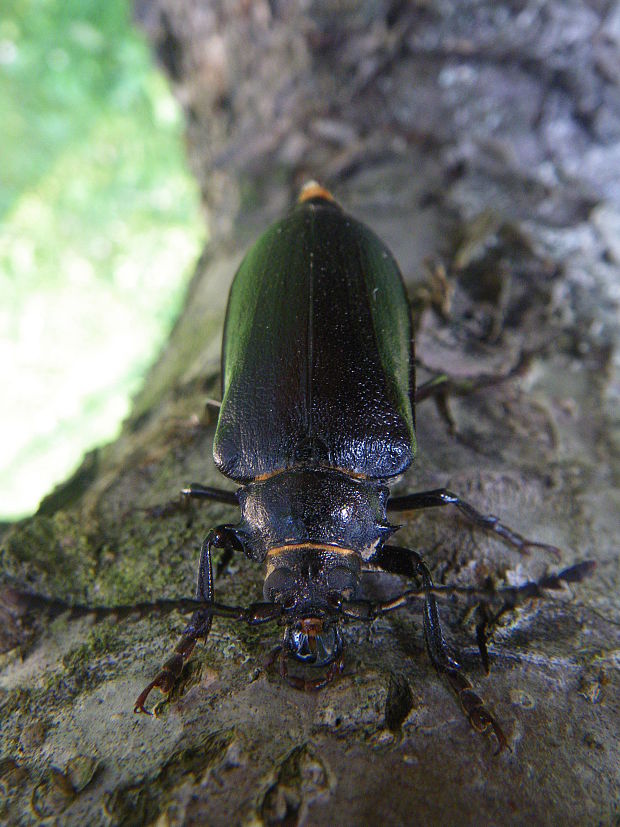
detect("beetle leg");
top-left (414, 376), bottom-right (457, 435)
top-left (134, 633), bottom-right (199, 714)
top-left (133, 596), bottom-right (284, 714)
top-left (387, 487), bottom-right (561, 558)
top-left (470, 560), bottom-right (596, 673)
top-left (134, 524), bottom-right (242, 715)
top-left (415, 350), bottom-right (534, 407)
top-left (442, 668), bottom-right (509, 755)
top-left (414, 351), bottom-right (535, 436)
top-left (132, 595), bottom-right (282, 714)
top-left (475, 602), bottom-right (493, 674)
top-left (366, 544), bottom-right (509, 753)
top-left (414, 374), bottom-right (449, 403)
top-left (144, 483), bottom-right (238, 519)
top-left (181, 483), bottom-right (239, 506)
top-left (367, 545), bottom-right (458, 670)
top-left (362, 558), bottom-right (595, 671)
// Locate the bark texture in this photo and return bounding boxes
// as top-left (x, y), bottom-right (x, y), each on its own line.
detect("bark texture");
top-left (2, 2), bottom-right (619, 825)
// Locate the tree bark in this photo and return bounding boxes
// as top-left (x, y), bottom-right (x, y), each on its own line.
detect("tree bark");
top-left (2, 2), bottom-right (619, 825)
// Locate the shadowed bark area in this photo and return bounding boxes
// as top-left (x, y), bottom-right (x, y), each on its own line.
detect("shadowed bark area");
top-left (1, 3), bottom-right (619, 825)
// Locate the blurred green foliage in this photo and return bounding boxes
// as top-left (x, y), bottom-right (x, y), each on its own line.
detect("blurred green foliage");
top-left (0, 0), bottom-right (205, 518)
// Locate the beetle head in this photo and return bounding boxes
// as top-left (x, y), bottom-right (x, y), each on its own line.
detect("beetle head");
top-left (263, 546), bottom-right (360, 669)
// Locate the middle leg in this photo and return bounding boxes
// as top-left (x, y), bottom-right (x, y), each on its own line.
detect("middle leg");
top-left (387, 488), bottom-right (560, 557)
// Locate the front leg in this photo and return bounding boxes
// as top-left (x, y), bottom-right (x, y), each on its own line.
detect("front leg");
top-left (134, 524), bottom-right (244, 714)
top-left (367, 544), bottom-right (509, 753)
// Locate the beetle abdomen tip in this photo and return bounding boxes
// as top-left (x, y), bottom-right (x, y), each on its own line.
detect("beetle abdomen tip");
top-left (298, 181), bottom-right (335, 204)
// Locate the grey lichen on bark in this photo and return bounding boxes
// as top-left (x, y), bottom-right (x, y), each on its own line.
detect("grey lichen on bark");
top-left (1, 2), bottom-right (619, 825)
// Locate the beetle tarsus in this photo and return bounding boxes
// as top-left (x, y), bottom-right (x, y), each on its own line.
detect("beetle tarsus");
top-left (134, 637), bottom-right (197, 714)
top-left (444, 668), bottom-right (509, 755)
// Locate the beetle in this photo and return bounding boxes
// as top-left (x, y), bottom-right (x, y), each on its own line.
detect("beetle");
top-left (3, 183), bottom-right (593, 752)
top-left (128, 182), bottom-right (592, 750)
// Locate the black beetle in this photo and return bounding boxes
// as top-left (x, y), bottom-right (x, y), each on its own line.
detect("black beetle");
top-left (5, 183), bottom-right (594, 753)
top-left (128, 182), bottom-right (591, 751)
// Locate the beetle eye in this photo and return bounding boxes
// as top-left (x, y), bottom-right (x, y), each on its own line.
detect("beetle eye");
top-left (263, 567), bottom-right (295, 603)
top-left (326, 565), bottom-right (357, 598)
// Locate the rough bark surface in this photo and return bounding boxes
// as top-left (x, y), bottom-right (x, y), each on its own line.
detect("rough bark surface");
top-left (2, 2), bottom-right (619, 825)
